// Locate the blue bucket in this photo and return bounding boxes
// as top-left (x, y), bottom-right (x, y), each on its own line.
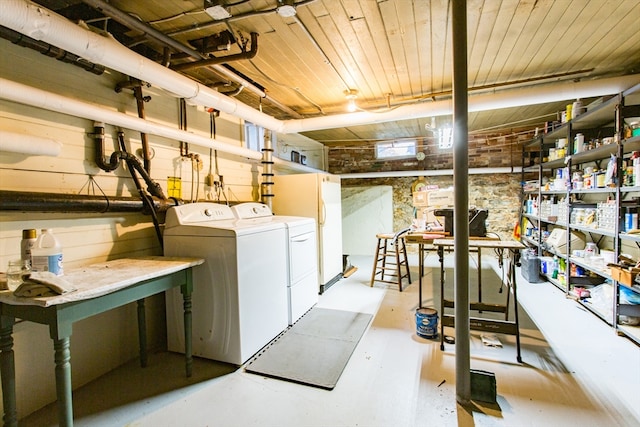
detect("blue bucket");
top-left (416, 307), bottom-right (438, 339)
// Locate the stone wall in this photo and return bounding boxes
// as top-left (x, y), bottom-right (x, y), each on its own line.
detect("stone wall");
top-left (342, 174), bottom-right (520, 245)
top-left (331, 132), bottom-right (528, 248)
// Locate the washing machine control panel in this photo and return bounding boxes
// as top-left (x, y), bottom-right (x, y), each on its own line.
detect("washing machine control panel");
top-left (165, 202), bottom-right (235, 226)
top-left (232, 202), bottom-right (273, 219)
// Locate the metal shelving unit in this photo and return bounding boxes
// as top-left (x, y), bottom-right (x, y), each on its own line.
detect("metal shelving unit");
top-left (520, 85), bottom-right (640, 345)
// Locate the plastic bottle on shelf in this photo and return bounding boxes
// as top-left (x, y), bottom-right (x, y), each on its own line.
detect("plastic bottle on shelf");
top-left (624, 207), bottom-right (638, 232)
top-left (31, 229), bottom-right (64, 276)
top-left (552, 255), bottom-right (559, 279)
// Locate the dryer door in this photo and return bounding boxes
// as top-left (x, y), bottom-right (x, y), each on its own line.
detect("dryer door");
top-left (290, 230), bottom-right (318, 284)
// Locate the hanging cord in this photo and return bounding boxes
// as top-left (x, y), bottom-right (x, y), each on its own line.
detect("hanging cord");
top-left (205, 108), bottom-right (227, 204)
top-left (117, 131), bottom-right (164, 250)
top-left (78, 175), bottom-right (110, 213)
top-left (190, 156), bottom-right (195, 203)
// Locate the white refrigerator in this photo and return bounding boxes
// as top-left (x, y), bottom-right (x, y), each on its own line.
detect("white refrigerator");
top-left (272, 173), bottom-right (343, 293)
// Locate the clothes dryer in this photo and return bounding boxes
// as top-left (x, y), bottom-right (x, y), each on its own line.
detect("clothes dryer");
top-left (232, 202), bottom-right (318, 325)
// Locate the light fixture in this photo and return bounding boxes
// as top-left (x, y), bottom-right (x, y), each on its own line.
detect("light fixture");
top-left (204, 0), bottom-right (232, 20)
top-left (438, 126), bottom-right (453, 149)
top-left (344, 89), bottom-right (358, 112)
top-left (277, 0), bottom-right (297, 17)
top-left (425, 117), bottom-right (437, 132)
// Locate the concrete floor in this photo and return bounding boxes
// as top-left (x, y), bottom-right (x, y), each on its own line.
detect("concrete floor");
top-left (21, 252), bottom-right (640, 426)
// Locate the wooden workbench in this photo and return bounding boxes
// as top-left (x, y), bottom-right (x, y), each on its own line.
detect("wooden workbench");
top-left (0, 256), bottom-right (204, 427)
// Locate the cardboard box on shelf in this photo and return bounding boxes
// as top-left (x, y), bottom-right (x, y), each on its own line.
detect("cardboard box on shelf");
top-left (608, 264), bottom-right (640, 286)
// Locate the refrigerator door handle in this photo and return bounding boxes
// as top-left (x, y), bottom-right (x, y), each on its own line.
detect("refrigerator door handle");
top-left (320, 201), bottom-right (326, 225)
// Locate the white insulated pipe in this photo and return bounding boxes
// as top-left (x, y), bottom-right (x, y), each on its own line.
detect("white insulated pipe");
top-left (0, 78), bottom-right (262, 160)
top-left (1, 0), bottom-right (639, 136)
top-left (0, 0), bottom-right (281, 130)
top-left (0, 130), bottom-right (62, 156)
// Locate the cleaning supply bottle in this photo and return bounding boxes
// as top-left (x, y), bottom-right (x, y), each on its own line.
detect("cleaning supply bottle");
top-left (551, 255), bottom-right (559, 279)
top-left (31, 229), bottom-right (64, 276)
top-left (21, 229), bottom-right (37, 267)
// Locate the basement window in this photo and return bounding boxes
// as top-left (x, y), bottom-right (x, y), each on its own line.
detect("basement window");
top-left (244, 122), bottom-right (264, 151)
top-left (375, 140), bottom-right (416, 159)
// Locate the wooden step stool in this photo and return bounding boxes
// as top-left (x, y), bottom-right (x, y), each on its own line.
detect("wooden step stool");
top-left (370, 229), bottom-right (412, 291)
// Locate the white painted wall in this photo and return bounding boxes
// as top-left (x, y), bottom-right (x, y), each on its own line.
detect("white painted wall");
top-left (341, 186), bottom-right (393, 256)
top-left (0, 37), bottom-right (270, 418)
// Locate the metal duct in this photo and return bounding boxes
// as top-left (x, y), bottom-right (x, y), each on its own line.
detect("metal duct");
top-left (0, 190), bottom-right (178, 213)
top-left (1, 0), bottom-right (639, 134)
top-left (171, 33), bottom-right (259, 72)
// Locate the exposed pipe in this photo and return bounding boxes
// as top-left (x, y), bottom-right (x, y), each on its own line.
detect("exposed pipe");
top-left (279, 74), bottom-right (640, 133)
top-left (114, 131), bottom-right (166, 200)
top-left (2, 0), bottom-right (639, 135)
top-left (171, 32), bottom-right (259, 72)
top-left (0, 77), bottom-right (263, 161)
top-left (116, 131), bottom-right (165, 247)
top-left (79, 0), bottom-right (301, 119)
top-left (132, 83), bottom-right (152, 173)
top-left (291, 15), bottom-right (351, 94)
top-left (0, 190), bottom-right (177, 213)
top-left (92, 122), bottom-right (120, 172)
top-left (0, 130), bottom-right (62, 156)
top-left (0, 25), bottom-right (105, 75)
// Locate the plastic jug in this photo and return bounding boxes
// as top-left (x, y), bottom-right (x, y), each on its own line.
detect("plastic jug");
top-left (31, 228), bottom-right (64, 276)
top-left (584, 243), bottom-right (598, 259)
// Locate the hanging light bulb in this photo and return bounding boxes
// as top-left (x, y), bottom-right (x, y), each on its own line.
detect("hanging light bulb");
top-left (204, 0), bottom-right (232, 20)
top-left (277, 0), bottom-right (297, 17)
top-left (344, 89), bottom-right (358, 112)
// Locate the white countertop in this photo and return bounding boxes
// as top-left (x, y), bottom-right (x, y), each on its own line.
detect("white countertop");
top-left (0, 256), bottom-right (204, 307)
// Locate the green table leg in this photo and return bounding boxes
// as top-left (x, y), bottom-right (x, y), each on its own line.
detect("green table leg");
top-left (54, 337), bottom-right (73, 427)
top-left (137, 299), bottom-right (148, 368)
top-left (183, 292), bottom-right (193, 378)
top-left (0, 320), bottom-right (17, 427)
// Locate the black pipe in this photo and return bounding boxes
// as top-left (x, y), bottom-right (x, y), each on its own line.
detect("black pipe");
top-left (118, 136), bottom-right (166, 200)
top-left (171, 33), bottom-right (259, 72)
top-left (0, 190), bottom-right (177, 214)
top-left (0, 25), bottom-right (105, 75)
top-left (117, 132), bottom-right (165, 248)
top-left (133, 84), bottom-right (152, 173)
top-left (92, 123), bottom-right (120, 172)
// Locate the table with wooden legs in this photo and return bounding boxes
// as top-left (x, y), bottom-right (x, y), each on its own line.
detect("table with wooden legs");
top-left (0, 256), bottom-right (203, 427)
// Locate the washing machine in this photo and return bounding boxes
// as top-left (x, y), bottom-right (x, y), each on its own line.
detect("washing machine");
top-left (232, 202), bottom-right (318, 325)
top-left (163, 202), bottom-right (288, 365)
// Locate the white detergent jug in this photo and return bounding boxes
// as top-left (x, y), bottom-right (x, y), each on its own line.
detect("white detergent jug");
top-left (31, 228), bottom-right (64, 276)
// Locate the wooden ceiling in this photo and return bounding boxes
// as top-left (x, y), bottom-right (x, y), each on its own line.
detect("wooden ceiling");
top-left (29, 0), bottom-right (640, 145)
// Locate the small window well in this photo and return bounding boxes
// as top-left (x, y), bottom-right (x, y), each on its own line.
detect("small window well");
top-left (375, 140), bottom-right (416, 159)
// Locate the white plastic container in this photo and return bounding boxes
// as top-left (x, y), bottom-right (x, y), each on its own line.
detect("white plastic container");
top-left (31, 228), bottom-right (64, 276)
